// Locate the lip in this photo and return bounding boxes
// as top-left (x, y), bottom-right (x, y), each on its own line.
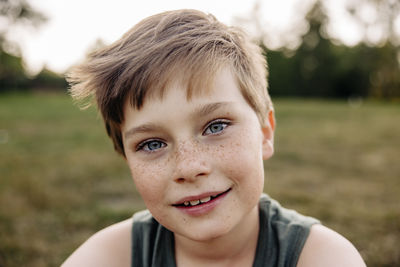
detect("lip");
top-left (173, 189), bottom-right (229, 205)
top-left (172, 188), bottom-right (231, 216)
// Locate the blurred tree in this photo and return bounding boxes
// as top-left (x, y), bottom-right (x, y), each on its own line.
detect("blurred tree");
top-left (0, 48), bottom-right (28, 90)
top-left (30, 67), bottom-right (68, 90)
top-left (267, 1), bottom-right (372, 98)
top-left (0, 0), bottom-right (47, 52)
top-left (0, 0), bottom-right (64, 91)
top-left (343, 0), bottom-right (400, 46)
top-left (336, 0), bottom-right (400, 98)
top-left (366, 43), bottom-right (400, 98)
top-left (242, 0), bottom-right (400, 99)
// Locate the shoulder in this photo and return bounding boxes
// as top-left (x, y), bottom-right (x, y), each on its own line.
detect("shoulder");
top-left (260, 194), bottom-right (319, 227)
top-left (297, 224), bottom-right (366, 267)
top-left (61, 218), bottom-right (133, 267)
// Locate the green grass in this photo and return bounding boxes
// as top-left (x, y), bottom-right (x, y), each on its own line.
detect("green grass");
top-left (1, 93), bottom-right (399, 266)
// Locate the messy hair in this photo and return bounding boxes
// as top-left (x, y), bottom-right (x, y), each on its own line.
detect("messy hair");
top-left (67, 9), bottom-right (272, 156)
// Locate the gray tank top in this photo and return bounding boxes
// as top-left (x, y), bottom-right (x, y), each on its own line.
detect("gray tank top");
top-left (131, 194), bottom-right (319, 267)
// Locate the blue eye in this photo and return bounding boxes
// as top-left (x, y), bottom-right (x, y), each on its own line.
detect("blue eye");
top-left (204, 120), bottom-right (230, 135)
top-left (137, 140), bottom-right (166, 152)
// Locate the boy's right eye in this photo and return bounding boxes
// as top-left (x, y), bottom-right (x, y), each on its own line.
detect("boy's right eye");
top-left (136, 140), bottom-right (166, 152)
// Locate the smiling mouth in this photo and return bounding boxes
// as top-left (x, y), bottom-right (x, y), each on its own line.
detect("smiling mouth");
top-left (173, 188), bottom-right (231, 207)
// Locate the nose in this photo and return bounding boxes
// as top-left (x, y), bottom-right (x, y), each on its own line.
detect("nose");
top-left (172, 140), bottom-right (211, 184)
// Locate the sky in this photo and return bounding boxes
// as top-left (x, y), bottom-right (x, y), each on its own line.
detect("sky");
top-left (6, 0), bottom-right (388, 75)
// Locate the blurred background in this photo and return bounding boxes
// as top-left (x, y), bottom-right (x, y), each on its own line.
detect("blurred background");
top-left (0, 0), bottom-right (399, 266)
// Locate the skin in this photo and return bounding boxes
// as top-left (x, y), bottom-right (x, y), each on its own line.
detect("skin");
top-left (122, 67), bottom-right (273, 239)
top-left (62, 67), bottom-right (366, 267)
top-left (121, 67), bottom-right (274, 266)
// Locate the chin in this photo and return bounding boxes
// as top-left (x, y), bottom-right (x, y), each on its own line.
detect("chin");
top-left (178, 219), bottom-right (235, 242)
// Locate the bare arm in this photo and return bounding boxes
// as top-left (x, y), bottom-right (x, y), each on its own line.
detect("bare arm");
top-left (61, 218), bottom-right (132, 267)
top-left (297, 224), bottom-right (366, 267)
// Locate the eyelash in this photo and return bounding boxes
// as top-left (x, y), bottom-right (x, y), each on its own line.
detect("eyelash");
top-left (203, 119), bottom-right (231, 136)
top-left (135, 119), bottom-right (231, 153)
top-left (136, 139), bottom-right (166, 152)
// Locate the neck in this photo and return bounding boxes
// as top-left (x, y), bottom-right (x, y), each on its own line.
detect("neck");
top-left (174, 205), bottom-right (260, 266)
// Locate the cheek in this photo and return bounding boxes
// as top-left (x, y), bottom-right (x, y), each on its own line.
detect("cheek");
top-left (127, 160), bottom-right (167, 205)
top-left (217, 129), bottom-right (265, 186)
top-left (216, 134), bottom-right (264, 211)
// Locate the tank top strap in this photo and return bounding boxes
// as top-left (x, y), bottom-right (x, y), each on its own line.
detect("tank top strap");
top-left (253, 194), bottom-right (320, 267)
top-left (131, 210), bottom-right (176, 267)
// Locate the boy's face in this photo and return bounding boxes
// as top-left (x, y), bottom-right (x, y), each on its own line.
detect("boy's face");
top-left (121, 67), bottom-right (274, 242)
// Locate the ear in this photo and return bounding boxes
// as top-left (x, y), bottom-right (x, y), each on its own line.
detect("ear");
top-left (261, 110), bottom-right (275, 160)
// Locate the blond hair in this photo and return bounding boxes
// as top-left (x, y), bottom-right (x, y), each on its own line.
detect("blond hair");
top-left (68, 9), bottom-right (272, 156)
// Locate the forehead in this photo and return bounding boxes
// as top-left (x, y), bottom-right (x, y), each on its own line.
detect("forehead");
top-left (123, 67), bottom-right (247, 122)
top-left (138, 64), bottom-right (239, 109)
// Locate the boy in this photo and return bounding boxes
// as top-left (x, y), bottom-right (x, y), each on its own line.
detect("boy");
top-left (63, 9), bottom-right (365, 267)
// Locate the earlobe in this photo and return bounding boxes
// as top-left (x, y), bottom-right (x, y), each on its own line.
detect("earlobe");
top-left (262, 110), bottom-right (275, 160)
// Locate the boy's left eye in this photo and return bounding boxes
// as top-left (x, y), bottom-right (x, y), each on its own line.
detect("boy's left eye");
top-left (203, 120), bottom-right (230, 135)
top-left (136, 140), bottom-right (166, 152)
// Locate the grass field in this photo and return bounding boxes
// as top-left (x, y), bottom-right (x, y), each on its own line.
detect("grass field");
top-left (0, 92), bottom-right (399, 266)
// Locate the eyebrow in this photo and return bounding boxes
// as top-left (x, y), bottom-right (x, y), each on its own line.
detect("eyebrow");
top-left (123, 101), bottom-right (232, 140)
top-left (194, 101), bottom-right (231, 118)
top-left (123, 123), bottom-right (162, 140)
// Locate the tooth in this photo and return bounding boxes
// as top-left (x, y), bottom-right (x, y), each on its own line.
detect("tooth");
top-left (183, 201), bottom-right (190, 206)
top-left (200, 196), bottom-right (211, 203)
top-left (190, 200), bottom-right (200, 206)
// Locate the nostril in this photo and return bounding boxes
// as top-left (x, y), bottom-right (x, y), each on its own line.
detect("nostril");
top-left (176, 177), bottom-right (185, 183)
